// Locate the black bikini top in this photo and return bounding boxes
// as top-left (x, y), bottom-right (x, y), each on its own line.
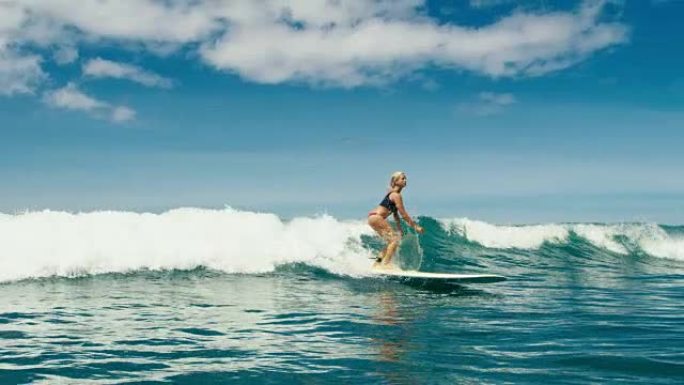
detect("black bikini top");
top-left (379, 193), bottom-right (398, 214)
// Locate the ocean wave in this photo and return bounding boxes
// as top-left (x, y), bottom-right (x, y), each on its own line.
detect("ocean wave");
top-left (2, 208), bottom-right (684, 283)
top-left (0, 208), bottom-right (374, 283)
top-left (442, 218), bottom-right (568, 249)
top-left (440, 218), bottom-right (684, 261)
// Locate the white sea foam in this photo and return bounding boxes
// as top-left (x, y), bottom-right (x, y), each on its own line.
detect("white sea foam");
top-left (443, 218), bottom-right (568, 249)
top-left (569, 222), bottom-right (684, 261)
top-left (639, 236), bottom-right (684, 261)
top-left (441, 218), bottom-right (684, 261)
top-left (571, 224), bottom-right (629, 254)
top-left (0, 208), bottom-right (375, 283)
top-left (2, 209), bottom-right (683, 283)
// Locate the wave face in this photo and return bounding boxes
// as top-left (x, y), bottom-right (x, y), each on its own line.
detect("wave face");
top-left (1, 208), bottom-right (683, 282)
top-left (441, 218), bottom-right (684, 260)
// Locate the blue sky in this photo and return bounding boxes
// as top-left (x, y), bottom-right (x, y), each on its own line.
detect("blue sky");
top-left (1, 0), bottom-right (683, 223)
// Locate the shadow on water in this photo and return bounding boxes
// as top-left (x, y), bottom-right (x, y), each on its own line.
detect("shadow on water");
top-left (272, 262), bottom-right (339, 280)
top-left (347, 272), bottom-right (502, 299)
top-left (396, 279), bottom-right (499, 297)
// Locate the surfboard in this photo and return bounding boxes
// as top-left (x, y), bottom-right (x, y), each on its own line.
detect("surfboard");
top-left (371, 268), bottom-right (507, 283)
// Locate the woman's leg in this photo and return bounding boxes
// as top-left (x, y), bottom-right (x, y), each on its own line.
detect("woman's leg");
top-left (368, 215), bottom-right (400, 267)
top-left (381, 234), bottom-right (400, 266)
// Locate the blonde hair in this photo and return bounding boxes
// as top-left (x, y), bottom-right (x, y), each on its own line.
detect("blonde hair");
top-left (389, 171), bottom-right (405, 188)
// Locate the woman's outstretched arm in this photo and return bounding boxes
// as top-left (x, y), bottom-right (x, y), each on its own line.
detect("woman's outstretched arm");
top-left (391, 192), bottom-right (424, 234)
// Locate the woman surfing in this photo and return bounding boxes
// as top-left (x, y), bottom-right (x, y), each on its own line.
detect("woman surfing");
top-left (367, 171), bottom-right (424, 270)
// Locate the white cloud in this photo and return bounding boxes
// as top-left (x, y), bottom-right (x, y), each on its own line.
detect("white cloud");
top-left (44, 83), bottom-right (104, 110)
top-left (0, 2), bottom-right (45, 95)
top-left (0, 2), bottom-right (26, 34)
top-left (111, 106), bottom-right (136, 122)
top-left (200, 0), bottom-right (628, 86)
top-left (0, 0), bottom-right (629, 92)
top-left (479, 92), bottom-right (516, 106)
top-left (83, 58), bottom-right (173, 88)
top-left (53, 46), bottom-right (78, 65)
top-left (470, 0), bottom-right (515, 9)
top-left (19, 0), bottom-right (223, 43)
top-left (458, 92), bottom-right (517, 116)
top-left (0, 49), bottom-right (45, 95)
top-left (44, 83), bottom-right (136, 123)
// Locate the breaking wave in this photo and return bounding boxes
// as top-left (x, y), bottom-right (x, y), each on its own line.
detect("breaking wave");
top-left (1, 208), bottom-right (683, 282)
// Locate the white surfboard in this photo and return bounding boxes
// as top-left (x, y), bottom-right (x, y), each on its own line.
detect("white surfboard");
top-left (371, 268), bottom-right (506, 283)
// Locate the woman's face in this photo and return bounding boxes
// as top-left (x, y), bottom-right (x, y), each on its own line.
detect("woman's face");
top-left (396, 174), bottom-right (407, 188)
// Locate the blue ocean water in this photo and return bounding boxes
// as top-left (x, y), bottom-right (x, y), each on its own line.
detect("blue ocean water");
top-left (1, 208), bottom-right (683, 384)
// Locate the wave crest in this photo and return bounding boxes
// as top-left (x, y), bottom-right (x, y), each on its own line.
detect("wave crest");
top-left (2, 208), bottom-right (683, 283)
top-left (441, 218), bottom-right (684, 261)
top-left (0, 208), bottom-right (374, 282)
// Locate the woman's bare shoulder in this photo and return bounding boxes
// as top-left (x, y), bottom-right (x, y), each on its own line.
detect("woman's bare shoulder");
top-left (389, 191), bottom-right (402, 199)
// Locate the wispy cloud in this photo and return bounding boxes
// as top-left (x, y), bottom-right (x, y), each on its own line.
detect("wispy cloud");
top-left (44, 83), bottom-right (104, 110)
top-left (110, 106), bottom-right (136, 122)
top-left (83, 58), bottom-right (173, 88)
top-left (470, 0), bottom-right (516, 9)
top-left (43, 83), bottom-right (136, 123)
top-left (479, 92), bottom-right (516, 106)
top-left (0, 1), bottom-right (41, 94)
top-left (0, 49), bottom-right (45, 96)
top-left (0, 0), bottom-right (627, 91)
top-left (53, 46), bottom-right (78, 65)
top-left (457, 92), bottom-right (517, 116)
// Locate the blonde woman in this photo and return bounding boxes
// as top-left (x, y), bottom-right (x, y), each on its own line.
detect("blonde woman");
top-left (367, 171), bottom-right (424, 269)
